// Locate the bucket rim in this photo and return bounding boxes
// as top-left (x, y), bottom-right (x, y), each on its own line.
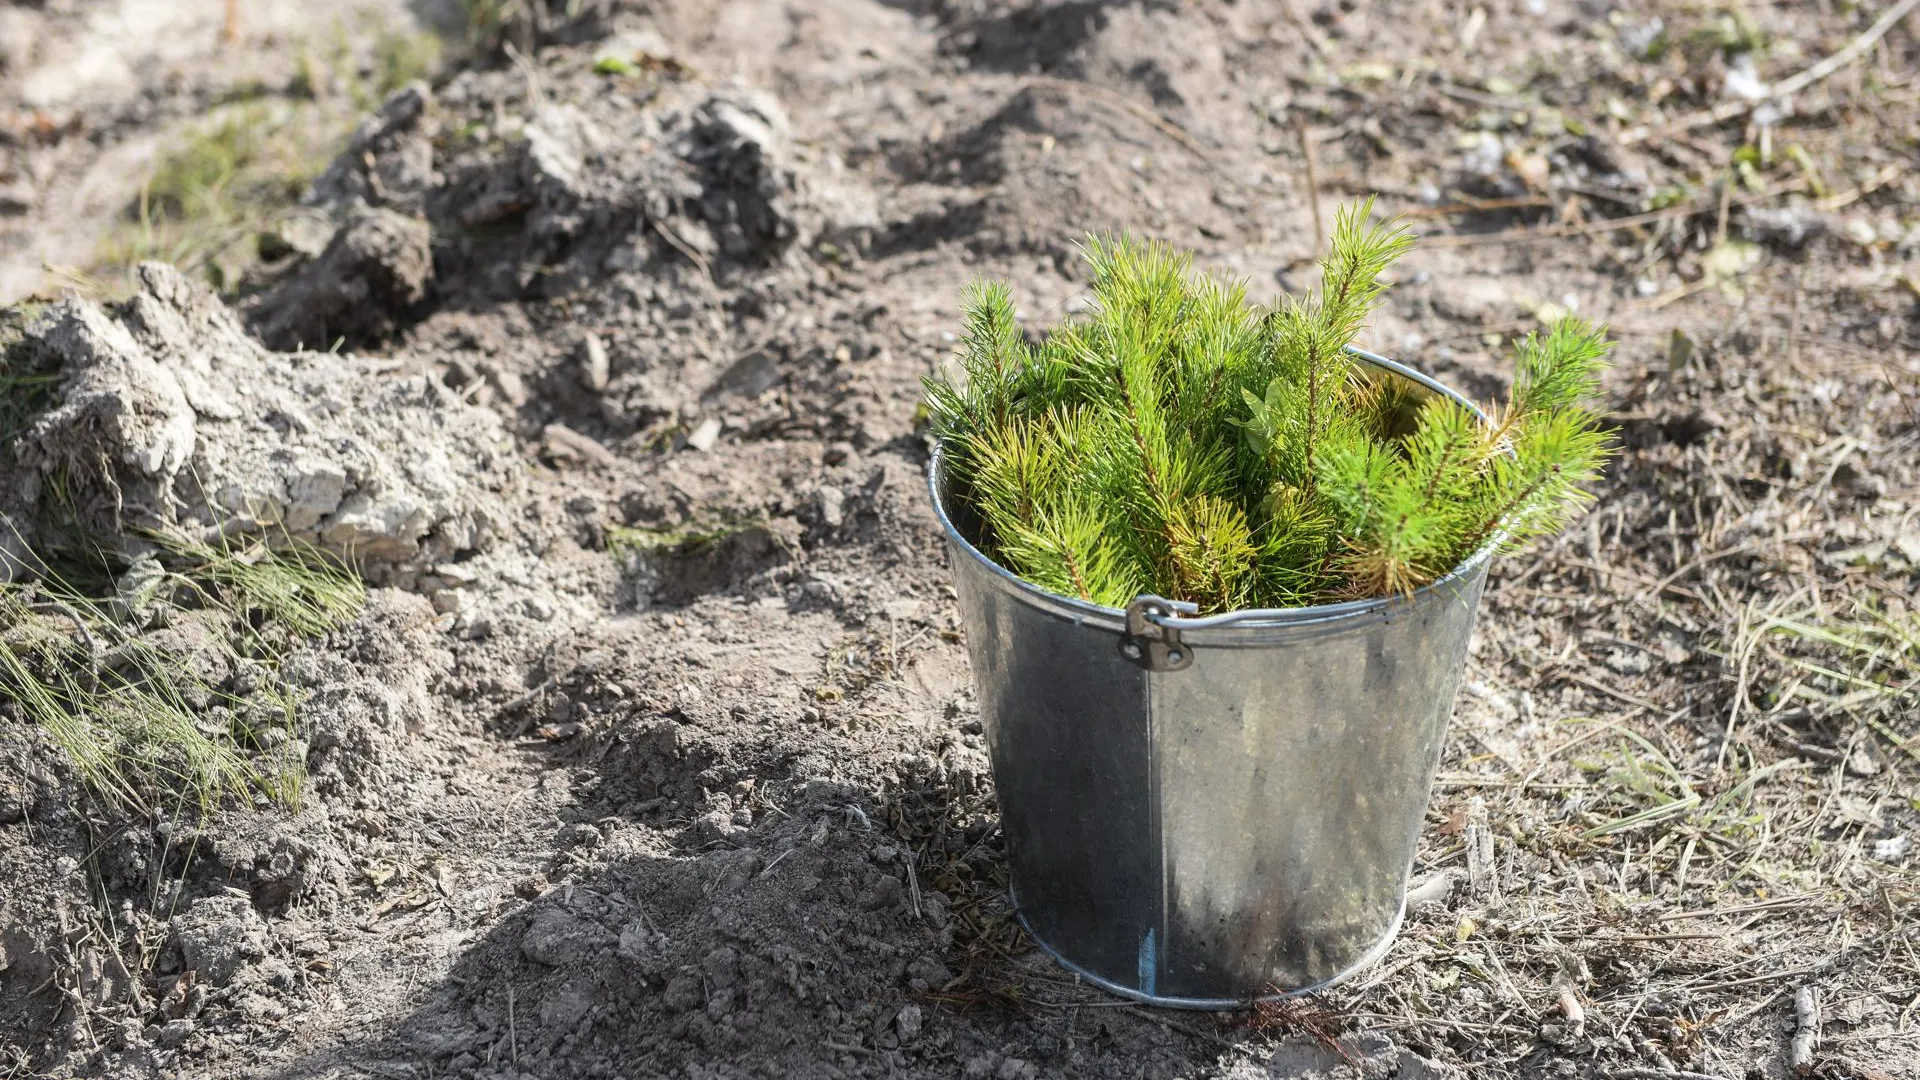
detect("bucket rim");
top-left (926, 345), bottom-right (1500, 634)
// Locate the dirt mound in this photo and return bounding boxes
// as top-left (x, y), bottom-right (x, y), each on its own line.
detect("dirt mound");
top-left (10, 263), bottom-right (515, 574)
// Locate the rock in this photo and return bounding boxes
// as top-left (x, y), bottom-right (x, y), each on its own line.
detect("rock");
top-left (558, 822), bottom-right (603, 849)
top-left (617, 920), bottom-right (669, 974)
top-left (250, 207), bottom-right (433, 351)
top-left (700, 946), bottom-right (740, 987)
top-left (257, 210), bottom-right (337, 262)
top-left (894, 1003), bottom-right (923, 1043)
top-left (524, 105), bottom-right (600, 205)
top-left (708, 350), bottom-right (783, 400)
top-left (686, 808), bottom-right (742, 846)
top-left (578, 335), bottom-right (610, 393)
top-left (1396, 1048), bottom-right (1464, 1079)
top-left (685, 417), bottom-right (723, 452)
top-left (662, 971), bottom-right (704, 1012)
top-left (171, 892), bottom-right (269, 986)
top-left (519, 908), bottom-right (616, 967)
top-left (858, 873), bottom-right (904, 911)
top-left (155, 1018), bottom-right (196, 1049)
top-left (14, 289), bottom-right (197, 534)
top-left (815, 486), bottom-right (846, 528)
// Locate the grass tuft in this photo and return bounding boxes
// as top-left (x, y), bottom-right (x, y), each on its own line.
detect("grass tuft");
top-left (0, 532), bottom-right (365, 817)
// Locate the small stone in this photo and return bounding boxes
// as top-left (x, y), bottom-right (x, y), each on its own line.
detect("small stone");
top-left (709, 350), bottom-right (783, 399)
top-left (687, 808), bottom-right (741, 847)
top-left (578, 335), bottom-right (610, 393)
top-left (894, 1003), bottom-right (923, 1043)
top-left (816, 486), bottom-right (846, 528)
top-left (686, 417), bottom-right (723, 452)
top-left (1874, 835), bottom-right (1909, 862)
top-left (156, 1018), bottom-right (195, 1048)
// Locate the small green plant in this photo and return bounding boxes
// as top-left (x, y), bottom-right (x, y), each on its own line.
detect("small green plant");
top-left (925, 201), bottom-right (1613, 612)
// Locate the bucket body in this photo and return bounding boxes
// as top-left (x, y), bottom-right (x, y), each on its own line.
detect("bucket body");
top-left (929, 353), bottom-right (1492, 1007)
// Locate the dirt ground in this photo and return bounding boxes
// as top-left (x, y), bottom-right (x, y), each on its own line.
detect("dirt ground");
top-left (3, 1), bottom-right (1920, 1078)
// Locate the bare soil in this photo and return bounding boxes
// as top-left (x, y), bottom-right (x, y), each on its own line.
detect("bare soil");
top-left (3, 2), bottom-right (1920, 1079)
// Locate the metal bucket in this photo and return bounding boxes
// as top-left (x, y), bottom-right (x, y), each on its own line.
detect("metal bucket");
top-left (929, 348), bottom-right (1492, 1008)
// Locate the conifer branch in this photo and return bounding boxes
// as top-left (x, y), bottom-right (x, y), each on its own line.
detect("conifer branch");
top-left (926, 205), bottom-right (1614, 613)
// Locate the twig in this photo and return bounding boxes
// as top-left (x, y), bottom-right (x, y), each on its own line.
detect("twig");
top-left (1772, 0), bottom-right (1920, 101)
top-left (1425, 177), bottom-right (1810, 247)
top-left (1633, 540), bottom-right (1765, 604)
top-left (650, 218), bottom-right (712, 281)
top-left (1817, 162), bottom-right (1905, 211)
top-left (1558, 671), bottom-right (1663, 715)
top-left (1296, 115), bottom-right (1324, 256)
top-left (1028, 77), bottom-right (1226, 176)
top-left (1713, 171), bottom-right (1733, 249)
top-left (1554, 974), bottom-right (1586, 1039)
top-left (1791, 985), bottom-right (1820, 1074)
top-left (507, 983), bottom-right (519, 1065)
top-left (904, 850), bottom-right (923, 921)
top-left (1689, 963), bottom-right (1821, 994)
top-left (1659, 895), bottom-right (1808, 922)
top-left (25, 599), bottom-right (102, 675)
top-left (502, 41), bottom-right (544, 107)
top-left (1398, 195), bottom-right (1553, 218)
top-left (1620, 0), bottom-right (1920, 145)
top-left (1718, 605), bottom-right (1760, 772)
top-left (1609, 1069), bottom-right (1730, 1080)
top-left (494, 677), bottom-right (555, 720)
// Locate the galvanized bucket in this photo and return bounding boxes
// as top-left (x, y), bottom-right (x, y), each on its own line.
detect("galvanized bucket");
top-left (929, 348), bottom-right (1493, 1008)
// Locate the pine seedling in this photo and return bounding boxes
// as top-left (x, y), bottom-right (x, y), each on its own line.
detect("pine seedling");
top-left (926, 202), bottom-right (1614, 613)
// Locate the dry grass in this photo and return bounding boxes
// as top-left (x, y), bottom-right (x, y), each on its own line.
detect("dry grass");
top-left (0, 532), bottom-right (364, 817)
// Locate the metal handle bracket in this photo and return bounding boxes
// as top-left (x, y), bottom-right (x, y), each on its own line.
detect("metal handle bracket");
top-left (1121, 595), bottom-right (1199, 671)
